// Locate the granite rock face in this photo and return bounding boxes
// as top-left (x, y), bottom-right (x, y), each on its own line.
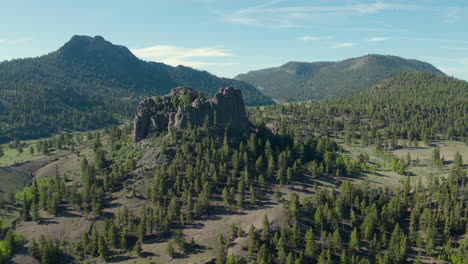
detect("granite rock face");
top-left (133, 86), bottom-right (251, 141)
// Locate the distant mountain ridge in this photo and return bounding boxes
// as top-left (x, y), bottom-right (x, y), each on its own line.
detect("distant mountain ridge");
top-left (235, 54), bottom-right (445, 102)
top-left (0, 35), bottom-right (273, 141)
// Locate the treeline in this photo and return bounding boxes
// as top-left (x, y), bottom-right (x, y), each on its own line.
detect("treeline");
top-left (0, 36), bottom-right (274, 141)
top-left (1, 132), bottom-right (94, 158)
top-left (0, 229), bottom-right (24, 264)
top-left (13, 115), bottom-right (366, 262)
top-left (250, 73), bottom-right (468, 148)
top-left (222, 153), bottom-right (467, 263)
top-left (17, 129), bottom-right (136, 222)
top-left (235, 55), bottom-right (443, 102)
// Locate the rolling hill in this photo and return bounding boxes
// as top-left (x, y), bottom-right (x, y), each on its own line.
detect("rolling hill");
top-left (0, 35), bottom-right (273, 141)
top-left (235, 54), bottom-right (444, 102)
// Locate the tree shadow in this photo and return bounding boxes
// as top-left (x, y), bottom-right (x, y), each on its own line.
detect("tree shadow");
top-left (39, 218), bottom-right (59, 225)
top-left (141, 251), bottom-right (157, 258)
top-left (108, 255), bottom-right (136, 262)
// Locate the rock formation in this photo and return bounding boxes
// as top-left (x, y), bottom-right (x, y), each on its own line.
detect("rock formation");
top-left (133, 86), bottom-right (251, 141)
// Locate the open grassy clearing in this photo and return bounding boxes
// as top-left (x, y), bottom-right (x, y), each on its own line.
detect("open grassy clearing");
top-left (341, 139), bottom-right (467, 188)
top-left (0, 145), bottom-right (48, 167)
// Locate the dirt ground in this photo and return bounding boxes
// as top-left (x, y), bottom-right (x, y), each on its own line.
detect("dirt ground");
top-left (5, 137), bottom-right (463, 263)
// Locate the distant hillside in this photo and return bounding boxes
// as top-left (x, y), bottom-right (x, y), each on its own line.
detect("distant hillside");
top-left (0, 35), bottom-right (273, 141)
top-left (235, 54), bottom-right (444, 102)
top-left (256, 72), bottom-right (467, 142)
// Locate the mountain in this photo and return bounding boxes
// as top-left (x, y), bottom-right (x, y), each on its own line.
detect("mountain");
top-left (235, 54), bottom-right (444, 102)
top-left (273, 72), bottom-right (467, 142)
top-left (341, 72), bottom-right (467, 139)
top-left (0, 35), bottom-right (273, 141)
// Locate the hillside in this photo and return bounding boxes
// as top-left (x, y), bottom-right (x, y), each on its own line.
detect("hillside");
top-left (235, 54), bottom-right (444, 102)
top-left (0, 35), bottom-right (273, 141)
top-left (251, 72), bottom-right (467, 143)
top-left (1, 75), bottom-right (466, 264)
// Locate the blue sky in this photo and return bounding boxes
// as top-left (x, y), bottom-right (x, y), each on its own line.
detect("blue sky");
top-left (1, 0), bottom-right (467, 80)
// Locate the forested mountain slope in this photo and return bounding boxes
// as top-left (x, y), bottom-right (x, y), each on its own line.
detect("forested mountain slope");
top-left (0, 35), bottom-right (273, 141)
top-left (235, 54), bottom-right (444, 102)
top-left (251, 72), bottom-right (467, 144)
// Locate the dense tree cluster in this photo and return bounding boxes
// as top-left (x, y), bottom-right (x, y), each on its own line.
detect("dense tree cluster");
top-left (225, 156), bottom-right (467, 264)
top-left (250, 73), bottom-right (468, 147)
top-left (0, 35), bottom-right (273, 141)
top-left (2, 70), bottom-right (466, 263)
top-left (235, 55), bottom-right (443, 102)
top-left (9, 114), bottom-right (358, 262)
top-left (0, 230), bottom-right (24, 264)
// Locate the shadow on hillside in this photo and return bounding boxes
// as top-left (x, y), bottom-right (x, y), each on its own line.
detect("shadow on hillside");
top-left (109, 255), bottom-right (136, 262)
top-left (39, 218), bottom-right (59, 225)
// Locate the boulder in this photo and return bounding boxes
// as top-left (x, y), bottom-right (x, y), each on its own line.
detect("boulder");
top-left (133, 86), bottom-right (251, 141)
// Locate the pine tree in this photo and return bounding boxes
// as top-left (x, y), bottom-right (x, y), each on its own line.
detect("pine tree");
top-left (31, 201), bottom-right (40, 222)
top-left (22, 192), bottom-right (30, 221)
top-left (222, 187), bottom-right (229, 208)
top-left (286, 251), bottom-right (295, 264)
top-left (236, 179), bottom-right (244, 208)
top-left (304, 227), bottom-right (317, 259)
top-left (261, 214), bottom-right (270, 241)
top-left (349, 228), bottom-right (359, 254)
top-left (432, 148), bottom-right (442, 166)
top-left (387, 224), bottom-right (407, 264)
top-left (133, 241), bottom-right (142, 256)
top-left (249, 185), bottom-right (256, 206)
top-left (98, 235), bottom-right (110, 260)
top-left (166, 241), bottom-right (175, 258)
top-left (216, 235), bottom-right (227, 264)
top-left (255, 156), bottom-right (264, 174)
top-left (276, 236), bottom-right (287, 263)
top-left (29, 146), bottom-right (35, 155)
top-left (28, 238), bottom-right (40, 258)
top-left (119, 232), bottom-right (128, 249)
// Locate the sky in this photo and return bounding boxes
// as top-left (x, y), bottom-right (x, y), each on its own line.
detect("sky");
top-left (1, 0), bottom-right (467, 80)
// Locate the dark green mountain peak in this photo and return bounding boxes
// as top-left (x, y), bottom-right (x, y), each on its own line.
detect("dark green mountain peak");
top-left (278, 61), bottom-right (332, 75)
top-left (0, 35), bottom-right (273, 141)
top-left (57, 35), bottom-right (138, 63)
top-left (236, 54), bottom-right (445, 102)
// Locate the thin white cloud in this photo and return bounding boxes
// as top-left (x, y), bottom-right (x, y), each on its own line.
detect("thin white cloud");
top-left (442, 7), bottom-right (462, 23)
top-left (460, 58), bottom-right (468, 65)
top-left (131, 45), bottom-right (234, 68)
top-left (402, 37), bottom-right (468, 44)
top-left (332, 42), bottom-right (353, 48)
top-left (441, 46), bottom-right (468, 51)
top-left (297, 36), bottom-right (321, 41)
top-left (223, 1), bottom-right (418, 28)
top-left (367, 37), bottom-right (390, 42)
top-left (0, 37), bottom-right (32, 45)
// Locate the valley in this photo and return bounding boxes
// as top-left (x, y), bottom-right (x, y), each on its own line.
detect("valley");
top-left (0, 77), bottom-right (465, 263)
top-left (0, 20), bottom-right (466, 263)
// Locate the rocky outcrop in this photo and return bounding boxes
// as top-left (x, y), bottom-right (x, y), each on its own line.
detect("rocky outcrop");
top-left (133, 86), bottom-right (251, 141)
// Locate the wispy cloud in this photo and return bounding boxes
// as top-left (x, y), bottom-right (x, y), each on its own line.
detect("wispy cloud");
top-left (297, 36), bottom-right (320, 41)
top-left (460, 58), bottom-right (468, 65)
top-left (441, 46), bottom-right (468, 51)
top-left (442, 7), bottom-right (462, 23)
top-left (402, 37), bottom-right (468, 44)
top-left (332, 42), bottom-right (353, 48)
top-left (367, 37), bottom-right (390, 42)
top-left (131, 45), bottom-right (234, 68)
top-left (223, 1), bottom-right (418, 28)
top-left (0, 37), bottom-right (32, 45)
